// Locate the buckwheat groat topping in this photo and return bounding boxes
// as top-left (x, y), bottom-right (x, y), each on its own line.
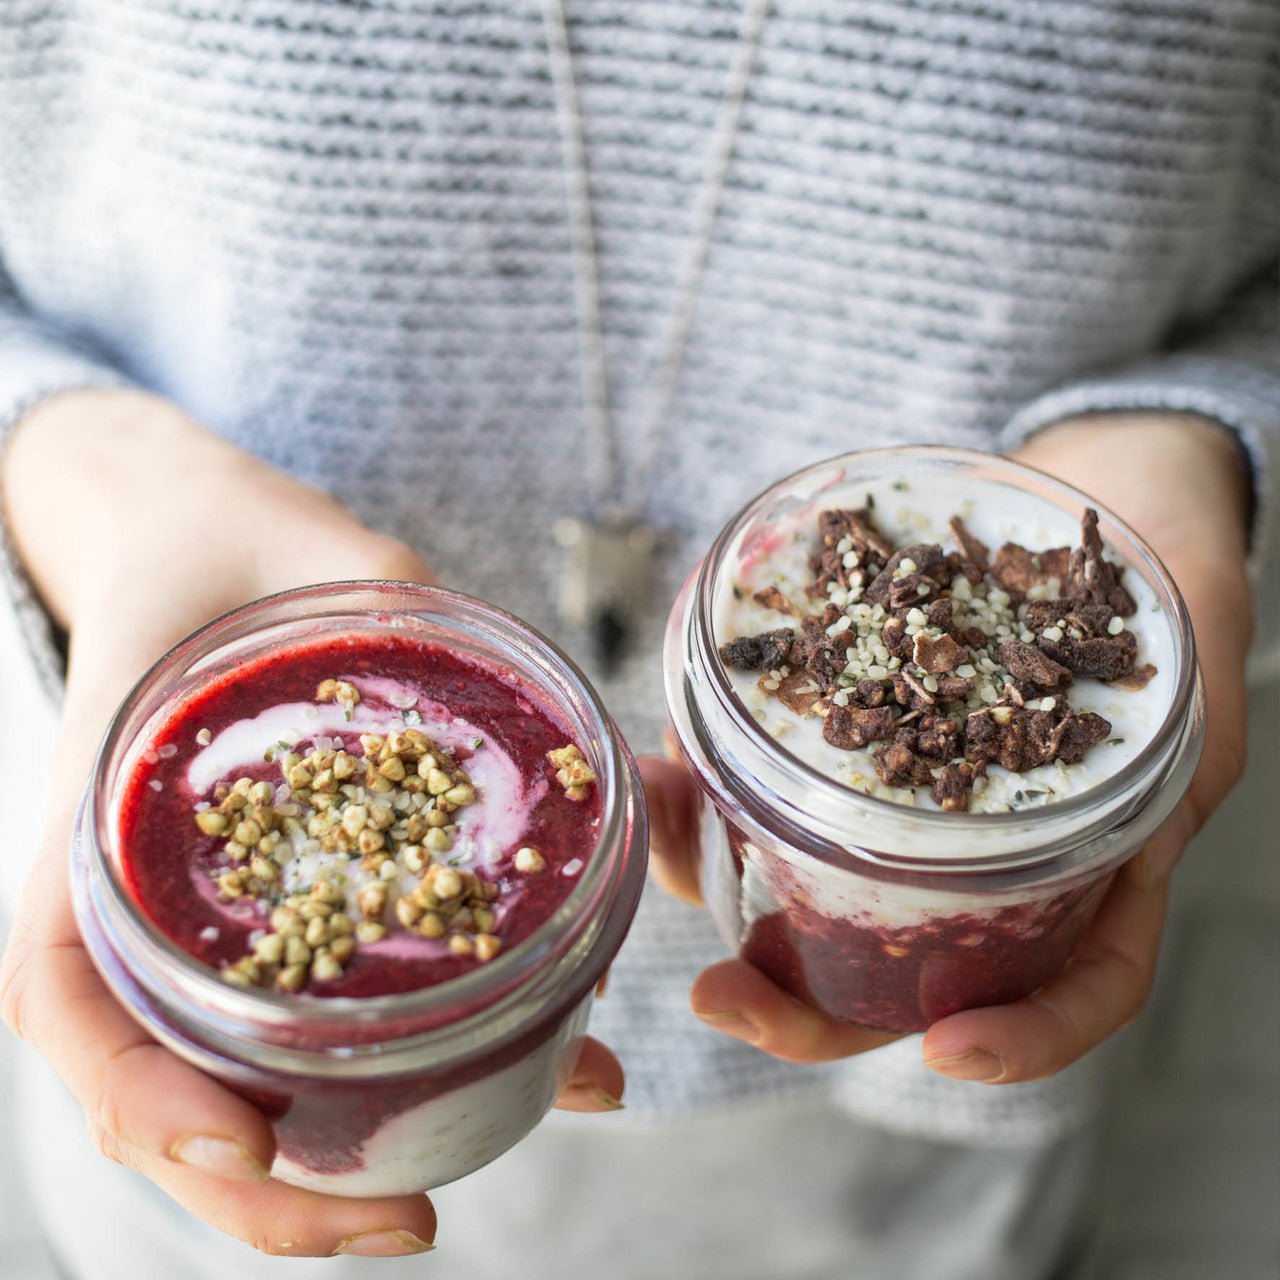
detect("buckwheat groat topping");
top-left (719, 500), bottom-right (1162, 813)
top-left (163, 673), bottom-right (598, 991)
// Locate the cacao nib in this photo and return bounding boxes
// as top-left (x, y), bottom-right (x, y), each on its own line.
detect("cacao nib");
top-left (822, 705), bottom-right (896, 751)
top-left (719, 628), bottom-right (796, 671)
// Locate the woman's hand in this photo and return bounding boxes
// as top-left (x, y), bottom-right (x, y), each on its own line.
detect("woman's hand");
top-left (645, 412), bottom-right (1253, 1079)
top-left (0, 389), bottom-right (623, 1257)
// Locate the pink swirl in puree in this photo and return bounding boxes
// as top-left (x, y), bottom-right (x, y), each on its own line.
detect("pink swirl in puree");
top-left (118, 634), bottom-right (600, 998)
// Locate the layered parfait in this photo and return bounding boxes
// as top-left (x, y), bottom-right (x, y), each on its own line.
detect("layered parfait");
top-left (665, 452), bottom-right (1197, 1032)
top-left (77, 587), bottom-right (646, 1195)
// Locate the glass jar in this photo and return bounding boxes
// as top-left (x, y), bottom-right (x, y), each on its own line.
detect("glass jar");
top-left (664, 447), bottom-right (1204, 1033)
top-left (73, 582), bottom-right (647, 1195)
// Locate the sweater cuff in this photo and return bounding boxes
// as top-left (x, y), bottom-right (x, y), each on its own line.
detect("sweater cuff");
top-left (998, 354), bottom-right (1280, 678)
top-left (0, 322), bottom-right (133, 703)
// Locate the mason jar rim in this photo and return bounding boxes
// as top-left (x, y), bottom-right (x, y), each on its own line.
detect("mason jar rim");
top-left (79, 581), bottom-right (645, 1075)
top-left (679, 445), bottom-right (1203, 871)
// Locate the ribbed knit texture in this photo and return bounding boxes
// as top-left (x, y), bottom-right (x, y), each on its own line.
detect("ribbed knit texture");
top-left (1, 0), bottom-right (1277, 1141)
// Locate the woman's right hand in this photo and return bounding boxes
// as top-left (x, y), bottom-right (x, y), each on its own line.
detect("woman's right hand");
top-left (0, 389), bottom-right (619, 1256)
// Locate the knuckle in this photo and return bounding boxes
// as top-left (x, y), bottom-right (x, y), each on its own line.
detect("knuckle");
top-left (244, 1229), bottom-right (294, 1258)
top-left (94, 1040), bottom-right (161, 1152)
top-left (0, 933), bottom-right (38, 1044)
top-left (86, 1117), bottom-right (129, 1168)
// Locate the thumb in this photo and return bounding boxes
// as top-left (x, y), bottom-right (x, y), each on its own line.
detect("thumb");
top-left (638, 755), bottom-right (703, 906)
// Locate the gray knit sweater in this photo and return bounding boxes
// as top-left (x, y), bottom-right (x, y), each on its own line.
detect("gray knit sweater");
top-left (1, 0), bottom-right (1276, 1143)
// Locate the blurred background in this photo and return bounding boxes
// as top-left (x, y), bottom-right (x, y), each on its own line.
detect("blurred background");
top-left (0, 596), bottom-right (1275, 1278)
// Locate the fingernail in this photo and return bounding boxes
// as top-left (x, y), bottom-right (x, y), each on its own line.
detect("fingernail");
top-left (563, 1081), bottom-right (626, 1110)
top-left (170, 1134), bottom-right (269, 1182)
top-left (924, 1049), bottom-right (1006, 1082)
top-left (333, 1230), bottom-right (436, 1257)
top-left (694, 1007), bottom-right (763, 1045)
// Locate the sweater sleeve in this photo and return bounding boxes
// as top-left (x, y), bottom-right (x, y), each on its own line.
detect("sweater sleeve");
top-left (998, 269), bottom-right (1280, 679)
top-left (0, 274), bottom-right (133, 701)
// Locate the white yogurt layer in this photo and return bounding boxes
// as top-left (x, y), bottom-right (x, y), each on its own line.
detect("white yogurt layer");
top-left (270, 995), bottom-right (591, 1195)
top-left (715, 473), bottom-right (1177, 815)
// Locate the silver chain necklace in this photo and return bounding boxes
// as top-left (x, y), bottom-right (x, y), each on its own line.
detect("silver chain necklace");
top-left (540, 0), bottom-right (771, 669)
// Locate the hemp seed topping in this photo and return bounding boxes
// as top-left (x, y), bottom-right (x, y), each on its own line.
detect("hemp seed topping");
top-left (720, 506), bottom-right (1156, 813)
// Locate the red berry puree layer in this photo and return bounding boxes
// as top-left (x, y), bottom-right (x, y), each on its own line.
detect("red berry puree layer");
top-left (119, 634), bottom-right (600, 997)
top-left (112, 633), bottom-right (605, 1186)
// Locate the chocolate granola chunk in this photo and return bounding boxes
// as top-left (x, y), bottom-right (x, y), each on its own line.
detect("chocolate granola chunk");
top-left (874, 730), bottom-right (937, 788)
top-left (719, 628), bottom-right (796, 671)
top-left (864, 544), bottom-right (949, 607)
top-left (1063, 508), bottom-right (1136, 615)
top-left (1062, 604), bottom-right (1116, 638)
top-left (948, 516), bottom-right (990, 580)
top-left (1109, 662), bottom-right (1158, 692)
top-left (819, 507), bottom-right (895, 565)
top-left (934, 675), bottom-right (976, 701)
top-left (1052, 711), bottom-right (1112, 764)
top-left (822, 705), bottom-right (896, 751)
top-left (912, 631), bottom-right (969, 674)
top-left (892, 670), bottom-right (937, 712)
top-left (761, 669), bottom-right (825, 715)
top-left (789, 618), bottom-right (853, 687)
top-left (1042, 631), bottom-right (1137, 681)
top-left (998, 639), bottom-right (1073, 692)
top-left (880, 615), bottom-right (913, 661)
top-left (991, 543), bottom-right (1071, 596)
top-left (931, 759), bottom-right (986, 812)
top-left (850, 678), bottom-right (890, 709)
top-left (916, 714), bottom-right (961, 760)
top-left (923, 597), bottom-right (956, 636)
top-left (752, 586), bottom-right (796, 615)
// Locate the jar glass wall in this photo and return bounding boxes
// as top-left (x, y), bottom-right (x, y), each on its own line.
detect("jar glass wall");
top-left (665, 447), bottom-right (1203, 1032)
top-left (74, 582), bottom-right (647, 1194)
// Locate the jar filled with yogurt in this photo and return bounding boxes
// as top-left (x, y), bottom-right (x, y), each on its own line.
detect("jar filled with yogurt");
top-left (664, 447), bottom-right (1204, 1032)
top-left (73, 582), bottom-right (647, 1195)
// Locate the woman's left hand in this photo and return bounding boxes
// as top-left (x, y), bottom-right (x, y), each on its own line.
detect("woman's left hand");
top-left (644, 412), bottom-right (1254, 1080)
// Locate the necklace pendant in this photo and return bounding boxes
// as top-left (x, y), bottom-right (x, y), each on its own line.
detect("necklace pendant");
top-left (553, 516), bottom-right (660, 673)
